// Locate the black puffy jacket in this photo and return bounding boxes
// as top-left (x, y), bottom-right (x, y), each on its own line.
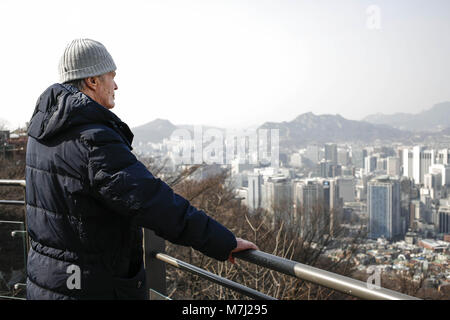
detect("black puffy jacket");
top-left (25, 83), bottom-right (237, 300)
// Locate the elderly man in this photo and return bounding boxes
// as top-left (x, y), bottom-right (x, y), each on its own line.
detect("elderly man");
top-left (25, 38), bottom-right (257, 300)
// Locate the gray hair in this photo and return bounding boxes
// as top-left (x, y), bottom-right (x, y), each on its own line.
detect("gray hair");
top-left (64, 78), bottom-right (86, 91)
top-left (64, 74), bottom-right (106, 91)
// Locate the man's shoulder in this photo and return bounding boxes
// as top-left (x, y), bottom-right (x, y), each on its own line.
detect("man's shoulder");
top-left (78, 123), bottom-right (124, 145)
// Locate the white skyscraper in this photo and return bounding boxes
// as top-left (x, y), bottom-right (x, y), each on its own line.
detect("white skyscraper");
top-left (436, 149), bottom-right (450, 165)
top-left (413, 146), bottom-right (434, 185)
top-left (402, 148), bottom-right (413, 178)
top-left (364, 156), bottom-right (377, 174)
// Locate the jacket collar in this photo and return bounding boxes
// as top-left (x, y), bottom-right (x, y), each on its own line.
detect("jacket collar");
top-left (28, 83), bottom-right (134, 149)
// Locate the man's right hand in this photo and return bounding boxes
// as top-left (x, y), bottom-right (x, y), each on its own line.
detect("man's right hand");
top-left (228, 237), bottom-right (258, 264)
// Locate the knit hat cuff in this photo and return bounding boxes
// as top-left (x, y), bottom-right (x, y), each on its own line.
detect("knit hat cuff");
top-left (60, 57), bottom-right (117, 83)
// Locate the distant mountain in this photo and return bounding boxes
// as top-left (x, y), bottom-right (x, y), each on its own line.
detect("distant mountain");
top-left (363, 102), bottom-right (450, 132)
top-left (132, 109), bottom-right (447, 149)
top-left (259, 112), bottom-right (408, 148)
top-left (131, 119), bottom-right (225, 144)
top-left (132, 118), bottom-right (177, 143)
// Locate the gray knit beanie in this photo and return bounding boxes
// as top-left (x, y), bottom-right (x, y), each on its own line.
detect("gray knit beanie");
top-left (58, 38), bottom-right (116, 83)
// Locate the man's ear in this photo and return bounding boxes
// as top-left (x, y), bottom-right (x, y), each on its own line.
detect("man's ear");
top-left (83, 76), bottom-right (98, 91)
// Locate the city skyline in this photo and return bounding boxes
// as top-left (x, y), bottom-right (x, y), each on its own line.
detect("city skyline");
top-left (0, 0), bottom-right (450, 131)
top-left (2, 121), bottom-right (450, 298)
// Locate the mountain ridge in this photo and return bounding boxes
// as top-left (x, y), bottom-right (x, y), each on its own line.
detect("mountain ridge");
top-left (362, 101), bottom-right (450, 131)
top-left (131, 112), bottom-right (415, 147)
top-left (258, 112), bottom-right (409, 148)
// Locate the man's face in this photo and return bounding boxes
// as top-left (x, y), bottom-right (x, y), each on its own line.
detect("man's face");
top-left (96, 71), bottom-right (118, 109)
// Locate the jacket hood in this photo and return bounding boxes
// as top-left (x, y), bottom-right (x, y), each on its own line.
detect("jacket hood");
top-left (28, 83), bottom-right (133, 147)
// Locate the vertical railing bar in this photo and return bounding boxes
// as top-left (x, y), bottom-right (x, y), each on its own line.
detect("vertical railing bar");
top-left (22, 186), bottom-right (30, 260)
top-left (143, 228), bottom-right (167, 299)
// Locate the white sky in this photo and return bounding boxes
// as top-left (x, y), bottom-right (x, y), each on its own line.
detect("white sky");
top-left (0, 0), bottom-right (449, 130)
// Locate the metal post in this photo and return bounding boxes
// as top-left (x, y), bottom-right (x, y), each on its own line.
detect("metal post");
top-left (22, 187), bottom-right (30, 260)
top-left (143, 228), bottom-right (167, 299)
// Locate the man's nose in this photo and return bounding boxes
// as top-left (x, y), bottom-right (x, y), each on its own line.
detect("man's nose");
top-left (114, 81), bottom-right (118, 90)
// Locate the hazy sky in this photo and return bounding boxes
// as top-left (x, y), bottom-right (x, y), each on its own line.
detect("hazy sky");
top-left (0, 0), bottom-right (449, 130)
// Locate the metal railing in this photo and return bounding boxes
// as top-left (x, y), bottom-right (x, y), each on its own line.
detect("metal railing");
top-left (1, 179), bottom-right (421, 300)
top-left (0, 180), bottom-right (29, 254)
top-left (144, 234), bottom-right (420, 300)
top-left (0, 180), bottom-right (27, 300)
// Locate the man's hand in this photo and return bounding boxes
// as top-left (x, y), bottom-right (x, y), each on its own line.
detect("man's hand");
top-left (228, 237), bottom-right (259, 264)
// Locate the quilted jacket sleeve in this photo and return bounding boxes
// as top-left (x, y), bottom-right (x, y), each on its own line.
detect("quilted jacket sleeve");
top-left (83, 127), bottom-right (237, 261)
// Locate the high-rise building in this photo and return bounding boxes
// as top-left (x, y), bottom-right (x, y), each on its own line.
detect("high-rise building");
top-left (399, 177), bottom-right (412, 234)
top-left (319, 160), bottom-right (330, 178)
top-left (262, 176), bottom-right (292, 220)
top-left (351, 149), bottom-right (367, 169)
top-left (409, 199), bottom-right (422, 230)
top-left (436, 149), bottom-right (450, 165)
top-left (294, 180), bottom-right (323, 216)
top-left (413, 146), bottom-right (434, 185)
top-left (294, 180), bottom-right (325, 237)
top-left (325, 143), bottom-right (338, 165)
top-left (424, 172), bottom-right (442, 200)
top-left (377, 158), bottom-right (387, 171)
top-left (368, 177), bottom-right (402, 240)
top-left (247, 173), bottom-right (263, 212)
top-left (438, 207), bottom-right (450, 234)
top-left (424, 172), bottom-right (442, 190)
top-left (429, 164), bottom-right (450, 186)
top-left (364, 156), bottom-right (377, 174)
top-left (329, 164), bottom-right (342, 178)
top-left (322, 180), bottom-right (331, 213)
top-left (402, 148), bottom-right (413, 178)
top-left (337, 177), bottom-right (355, 203)
top-left (337, 148), bottom-right (349, 166)
top-left (387, 157), bottom-right (401, 177)
top-left (324, 179), bottom-right (339, 236)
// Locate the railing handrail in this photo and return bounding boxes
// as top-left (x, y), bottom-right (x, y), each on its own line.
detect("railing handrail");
top-left (0, 179), bottom-right (26, 187)
top-left (232, 250), bottom-right (421, 300)
top-left (0, 200), bottom-right (25, 206)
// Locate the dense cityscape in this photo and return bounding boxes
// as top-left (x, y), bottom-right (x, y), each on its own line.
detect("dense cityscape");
top-left (131, 132), bottom-right (450, 294)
